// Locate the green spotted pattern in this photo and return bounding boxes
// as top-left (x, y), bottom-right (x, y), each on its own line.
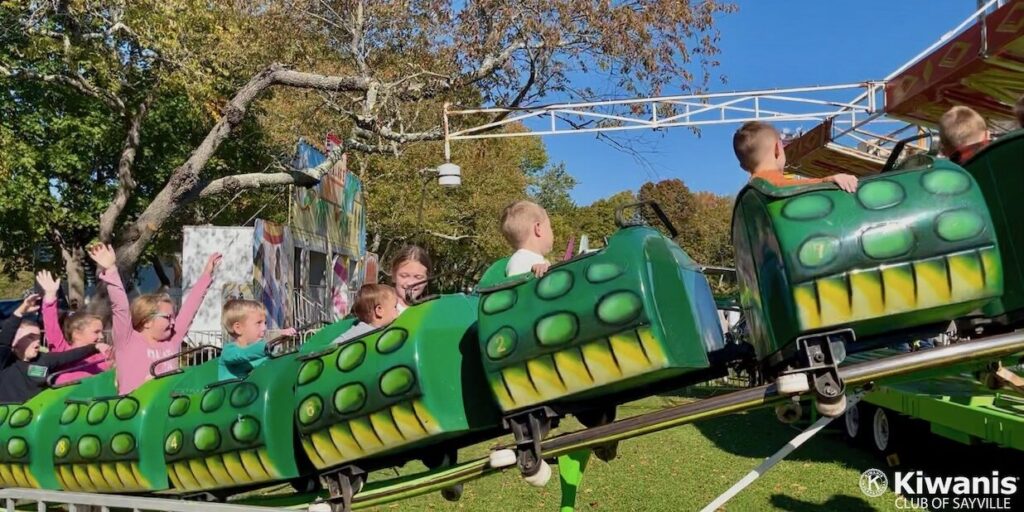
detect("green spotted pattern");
top-left (858, 180), bottom-right (905, 210)
top-left (298, 395), bottom-right (323, 426)
top-left (231, 416), bottom-right (261, 443)
top-left (165, 430), bottom-right (183, 455)
top-left (585, 262), bottom-right (624, 283)
top-left (299, 359), bottom-right (324, 384)
top-left (333, 383), bottom-right (367, 414)
top-left (486, 327), bottom-right (517, 360)
top-left (168, 396), bottom-right (190, 417)
top-left (6, 438), bottom-right (27, 458)
top-left (922, 169), bottom-right (970, 195)
top-left (114, 398), bottom-right (138, 420)
top-left (596, 291), bottom-right (643, 325)
top-left (380, 367), bottom-right (415, 397)
top-left (230, 382), bottom-right (259, 408)
top-left (482, 289), bottom-right (517, 314)
top-left (376, 328), bottom-right (408, 354)
top-left (782, 194), bottom-right (833, 220)
top-left (536, 270), bottom-right (573, 299)
top-left (0, 405), bottom-right (8, 424)
top-left (86, 402), bottom-right (108, 425)
top-left (111, 433), bottom-right (135, 455)
top-left (78, 435), bottom-right (101, 459)
top-left (862, 224), bottom-right (914, 259)
top-left (337, 342), bottom-right (366, 372)
top-left (535, 313), bottom-right (579, 346)
top-left (193, 425), bottom-right (221, 451)
top-left (799, 236), bottom-right (841, 267)
top-left (54, 437), bottom-right (70, 458)
top-left (9, 408), bottom-right (31, 428)
top-left (60, 404), bottom-right (80, 425)
top-left (201, 387), bottom-right (226, 412)
top-left (936, 210), bottom-right (984, 241)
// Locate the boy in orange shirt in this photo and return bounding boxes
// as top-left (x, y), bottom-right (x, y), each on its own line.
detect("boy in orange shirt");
top-left (733, 121), bottom-right (859, 192)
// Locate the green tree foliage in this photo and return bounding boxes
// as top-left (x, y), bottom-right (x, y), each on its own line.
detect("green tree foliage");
top-left (1, 0), bottom-right (733, 303)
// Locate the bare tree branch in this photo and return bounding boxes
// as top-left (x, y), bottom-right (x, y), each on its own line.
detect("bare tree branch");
top-left (195, 170), bottom-right (318, 199)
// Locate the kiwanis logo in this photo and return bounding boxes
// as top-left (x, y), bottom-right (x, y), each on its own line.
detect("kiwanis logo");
top-left (857, 469), bottom-right (1019, 510)
top-left (860, 468), bottom-right (889, 498)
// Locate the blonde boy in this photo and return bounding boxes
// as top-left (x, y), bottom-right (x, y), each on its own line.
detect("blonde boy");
top-left (218, 300), bottom-right (294, 380)
top-left (501, 200), bottom-right (555, 277)
top-left (733, 121), bottom-right (859, 192)
top-left (333, 284), bottom-right (400, 345)
top-left (938, 106), bottom-right (990, 164)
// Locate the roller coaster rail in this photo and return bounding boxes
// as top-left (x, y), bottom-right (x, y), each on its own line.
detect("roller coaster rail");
top-left (227, 328), bottom-right (1024, 511)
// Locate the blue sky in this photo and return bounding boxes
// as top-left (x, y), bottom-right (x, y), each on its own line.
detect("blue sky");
top-left (533, 1), bottom-right (979, 205)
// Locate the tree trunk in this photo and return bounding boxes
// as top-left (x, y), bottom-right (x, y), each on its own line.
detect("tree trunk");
top-left (61, 245), bottom-right (87, 311)
top-left (150, 255), bottom-right (171, 291)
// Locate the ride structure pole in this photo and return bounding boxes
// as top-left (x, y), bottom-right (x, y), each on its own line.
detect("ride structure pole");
top-left (698, 392), bottom-right (866, 512)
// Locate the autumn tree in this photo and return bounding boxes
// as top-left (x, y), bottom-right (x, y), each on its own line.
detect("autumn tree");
top-left (1, 0), bottom-right (734, 303)
top-left (637, 178), bottom-right (734, 266)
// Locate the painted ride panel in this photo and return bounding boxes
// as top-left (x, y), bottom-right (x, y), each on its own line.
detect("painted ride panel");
top-left (963, 129), bottom-right (1024, 324)
top-left (733, 160), bottom-right (1003, 362)
top-left (160, 351), bottom-right (303, 493)
top-left (0, 378), bottom-right (97, 489)
top-left (476, 226), bottom-right (724, 413)
top-left (55, 368), bottom-right (186, 492)
top-left (293, 295), bottom-right (499, 471)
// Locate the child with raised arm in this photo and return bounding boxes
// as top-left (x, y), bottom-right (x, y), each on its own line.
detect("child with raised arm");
top-left (733, 121), bottom-right (859, 192)
top-left (217, 299), bottom-right (296, 380)
top-left (35, 270), bottom-right (111, 384)
top-left (501, 200), bottom-right (555, 278)
top-left (89, 244), bottom-right (221, 394)
top-left (0, 295), bottom-right (109, 402)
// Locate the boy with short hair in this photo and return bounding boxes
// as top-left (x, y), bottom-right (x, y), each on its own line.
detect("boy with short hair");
top-left (501, 200), bottom-right (555, 277)
top-left (332, 284), bottom-right (400, 345)
top-left (733, 121), bottom-right (859, 192)
top-left (217, 299), bottom-right (294, 380)
top-left (938, 105), bottom-right (991, 164)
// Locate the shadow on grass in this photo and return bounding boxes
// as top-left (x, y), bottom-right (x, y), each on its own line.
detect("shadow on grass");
top-left (770, 493), bottom-right (877, 512)
top-left (688, 400), bottom-right (1022, 480)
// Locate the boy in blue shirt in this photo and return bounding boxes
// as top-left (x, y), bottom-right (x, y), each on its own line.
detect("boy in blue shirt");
top-left (218, 299), bottom-right (294, 380)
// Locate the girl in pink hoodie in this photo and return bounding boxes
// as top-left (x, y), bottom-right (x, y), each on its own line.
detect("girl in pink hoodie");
top-left (88, 244), bottom-right (221, 395)
top-left (36, 270), bottom-right (111, 384)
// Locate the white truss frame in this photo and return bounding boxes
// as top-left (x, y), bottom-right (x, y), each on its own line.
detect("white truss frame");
top-left (443, 82), bottom-right (888, 160)
top-left (441, 0), bottom-right (1009, 162)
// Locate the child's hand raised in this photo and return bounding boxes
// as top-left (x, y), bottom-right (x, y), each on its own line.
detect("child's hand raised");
top-left (531, 262), bottom-right (550, 278)
top-left (36, 271), bottom-right (61, 301)
top-left (95, 343), bottom-right (112, 356)
top-left (87, 244), bottom-right (117, 270)
top-left (203, 253), bottom-right (223, 275)
top-left (15, 294), bottom-right (40, 316)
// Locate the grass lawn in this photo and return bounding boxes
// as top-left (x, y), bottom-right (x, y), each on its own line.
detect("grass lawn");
top-left (359, 389), bottom-right (1021, 512)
